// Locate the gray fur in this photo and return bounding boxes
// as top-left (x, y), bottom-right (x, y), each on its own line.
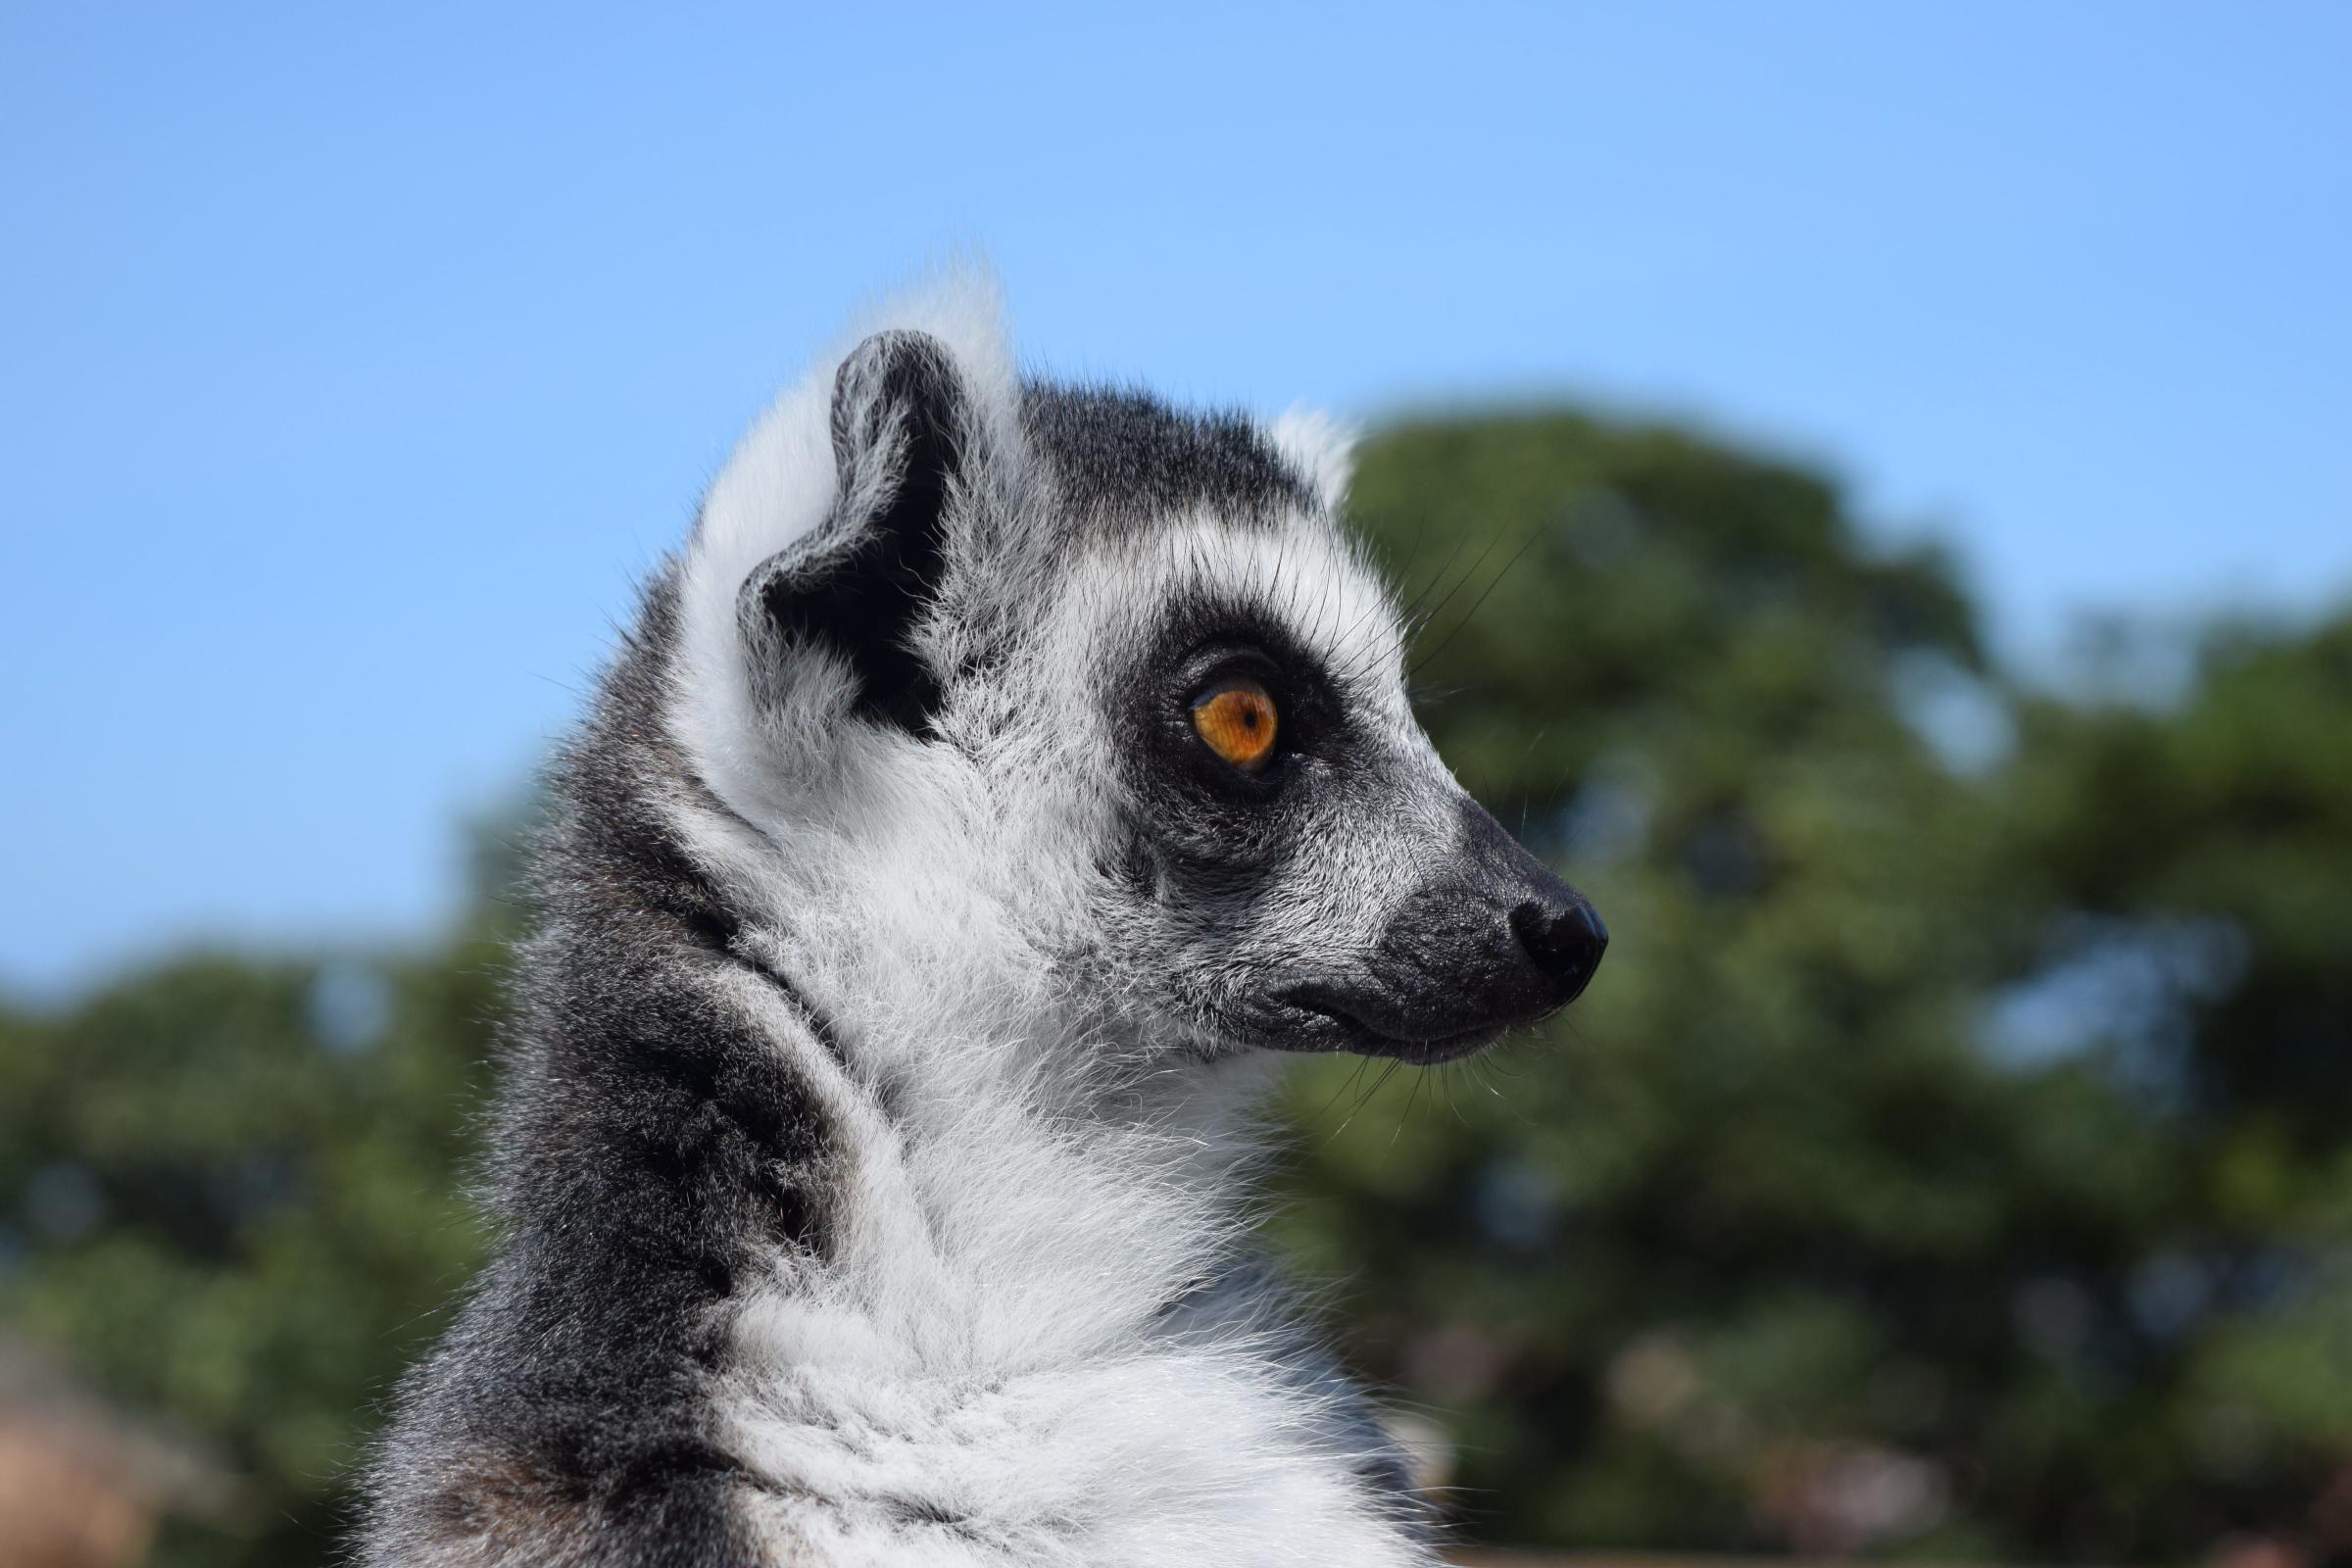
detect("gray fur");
top-left (359, 278), bottom-right (1600, 1566)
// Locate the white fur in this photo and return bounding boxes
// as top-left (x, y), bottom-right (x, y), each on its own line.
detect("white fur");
top-left (1269, 407), bottom-right (1360, 515)
top-left (661, 272), bottom-right (1443, 1565)
top-left (674, 267), bottom-right (1025, 830)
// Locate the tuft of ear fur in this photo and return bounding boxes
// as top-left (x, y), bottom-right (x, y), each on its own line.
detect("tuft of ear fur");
top-left (670, 267), bottom-right (1020, 821)
top-left (1269, 407), bottom-right (1358, 514)
top-left (740, 331), bottom-right (969, 732)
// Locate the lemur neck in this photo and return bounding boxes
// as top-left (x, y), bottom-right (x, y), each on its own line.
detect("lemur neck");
top-left (647, 773), bottom-right (1278, 1353)
top-left (725, 913), bottom-right (1282, 1370)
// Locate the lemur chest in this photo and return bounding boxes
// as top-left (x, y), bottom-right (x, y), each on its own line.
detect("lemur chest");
top-left (717, 1298), bottom-right (1425, 1566)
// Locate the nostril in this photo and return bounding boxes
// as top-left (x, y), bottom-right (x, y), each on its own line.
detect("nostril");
top-left (1509, 899), bottom-right (1608, 998)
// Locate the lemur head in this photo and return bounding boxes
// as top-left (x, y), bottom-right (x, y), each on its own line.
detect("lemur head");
top-left (668, 281), bottom-right (1602, 1069)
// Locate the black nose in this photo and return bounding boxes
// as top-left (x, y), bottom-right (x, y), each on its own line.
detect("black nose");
top-left (1510, 895), bottom-right (1608, 1001)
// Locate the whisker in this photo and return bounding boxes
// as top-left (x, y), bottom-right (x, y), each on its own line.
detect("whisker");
top-left (1407, 525), bottom-right (1544, 683)
top-left (1307, 1054), bottom-right (1376, 1134)
top-left (1400, 527), bottom-right (1508, 664)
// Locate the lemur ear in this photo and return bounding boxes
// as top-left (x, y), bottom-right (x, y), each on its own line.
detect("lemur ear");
top-left (742, 330), bottom-right (971, 732)
top-left (1269, 407), bottom-right (1357, 514)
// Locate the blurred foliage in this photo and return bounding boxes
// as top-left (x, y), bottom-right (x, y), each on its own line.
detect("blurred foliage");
top-left (5, 409), bottom-right (2349, 1565)
top-left (0, 904), bottom-right (512, 1563)
top-left (1276, 413), bottom-right (2352, 1562)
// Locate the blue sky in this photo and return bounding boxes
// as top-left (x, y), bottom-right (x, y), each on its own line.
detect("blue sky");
top-left (4, 2), bottom-right (2347, 992)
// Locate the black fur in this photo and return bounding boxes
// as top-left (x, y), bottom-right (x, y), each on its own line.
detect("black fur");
top-left (359, 576), bottom-right (843, 1565)
top-left (754, 330), bottom-right (972, 732)
top-left (1022, 383), bottom-right (1317, 530)
top-left (359, 348), bottom-right (1443, 1565)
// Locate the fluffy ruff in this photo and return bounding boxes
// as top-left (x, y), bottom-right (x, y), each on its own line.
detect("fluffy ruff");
top-left (359, 274), bottom-right (1438, 1567)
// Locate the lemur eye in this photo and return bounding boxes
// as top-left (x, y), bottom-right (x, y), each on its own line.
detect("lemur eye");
top-left (1191, 677), bottom-right (1280, 773)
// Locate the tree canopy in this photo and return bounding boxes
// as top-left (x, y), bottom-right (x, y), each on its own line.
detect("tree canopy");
top-left (5, 408), bottom-right (2347, 1565)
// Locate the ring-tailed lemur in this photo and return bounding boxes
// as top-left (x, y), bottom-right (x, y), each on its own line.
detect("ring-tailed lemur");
top-left (360, 274), bottom-right (1605, 1567)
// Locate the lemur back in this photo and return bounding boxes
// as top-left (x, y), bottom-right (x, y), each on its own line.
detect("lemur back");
top-left (361, 275), bottom-right (1604, 1567)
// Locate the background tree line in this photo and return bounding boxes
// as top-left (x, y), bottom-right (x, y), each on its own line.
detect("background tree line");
top-left (4, 407), bottom-right (2347, 1566)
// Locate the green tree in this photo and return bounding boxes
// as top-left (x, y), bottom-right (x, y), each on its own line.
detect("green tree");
top-left (3, 413), bottom-right (2345, 1566)
top-left (0, 903), bottom-right (507, 1564)
top-left (1272, 413), bottom-right (2352, 1561)
top-left (1995, 614), bottom-right (2352, 1544)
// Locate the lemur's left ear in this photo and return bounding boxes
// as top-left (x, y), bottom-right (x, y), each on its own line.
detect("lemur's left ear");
top-left (1269, 407), bottom-right (1357, 514)
top-left (742, 330), bottom-right (971, 732)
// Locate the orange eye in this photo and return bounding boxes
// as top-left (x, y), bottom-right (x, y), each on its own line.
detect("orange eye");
top-left (1191, 678), bottom-right (1280, 772)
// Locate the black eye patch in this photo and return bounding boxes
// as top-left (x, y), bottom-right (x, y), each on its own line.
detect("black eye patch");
top-left (1102, 596), bottom-right (1358, 866)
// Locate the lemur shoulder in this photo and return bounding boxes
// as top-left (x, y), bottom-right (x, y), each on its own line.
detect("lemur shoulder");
top-left (361, 275), bottom-right (1606, 1567)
